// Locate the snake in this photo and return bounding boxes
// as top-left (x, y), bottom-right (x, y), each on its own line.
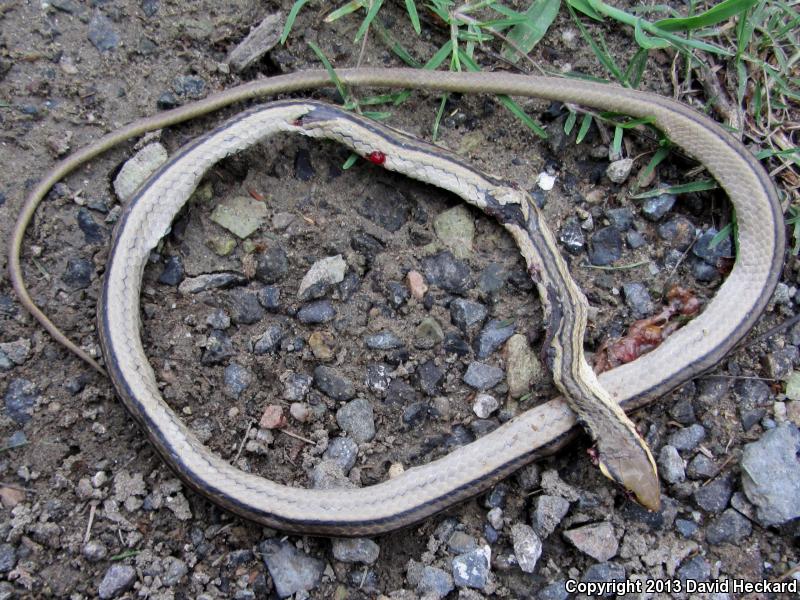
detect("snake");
top-left (8, 69), bottom-right (783, 536)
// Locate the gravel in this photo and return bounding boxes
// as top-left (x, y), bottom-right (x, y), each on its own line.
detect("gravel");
top-left (4, 378), bottom-right (38, 424)
top-left (253, 323), bottom-right (284, 354)
top-left (532, 495), bottom-right (570, 538)
top-left (588, 226), bottom-right (623, 266)
top-left (259, 539), bottom-right (324, 598)
top-left (323, 437), bottom-right (358, 473)
top-left (451, 547), bottom-right (490, 589)
top-left (97, 564), bottom-right (136, 599)
top-left (158, 255), bottom-right (184, 286)
top-left (297, 255), bottom-right (346, 300)
top-left (511, 524), bottom-right (542, 573)
top-left (658, 445), bottom-right (686, 484)
top-left (254, 244), bottom-right (289, 284)
top-left (423, 250), bottom-right (472, 294)
top-left (473, 318), bottom-right (515, 359)
top-left (331, 538), bottom-right (380, 564)
top-left (463, 362), bottom-right (504, 390)
top-left (705, 508), bottom-right (752, 544)
top-left (365, 331), bottom-right (404, 350)
top-left (667, 424), bottom-right (706, 452)
top-left (297, 300), bottom-right (336, 324)
top-left (449, 298), bottom-right (488, 331)
top-left (314, 366), bottom-right (355, 401)
top-left (336, 398), bottom-right (375, 442)
top-left (563, 522), bottom-right (618, 562)
top-left (693, 476), bottom-right (733, 513)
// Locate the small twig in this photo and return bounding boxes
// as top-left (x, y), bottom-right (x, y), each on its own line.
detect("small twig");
top-left (774, 562), bottom-right (800, 583)
top-left (233, 421), bottom-right (255, 464)
top-left (701, 454), bottom-right (734, 487)
top-left (280, 429), bottom-right (315, 445)
top-left (83, 502), bottom-right (97, 544)
top-left (582, 260), bottom-right (651, 271)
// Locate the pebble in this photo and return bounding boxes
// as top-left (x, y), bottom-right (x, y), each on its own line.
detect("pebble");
top-left (740, 423), bottom-right (800, 525)
top-left (201, 330), bottom-right (234, 365)
top-left (676, 555), bottom-right (710, 583)
top-left (667, 424), bottom-right (706, 451)
top-left (606, 207), bottom-right (634, 231)
top-left (336, 398), bottom-right (375, 442)
top-left (4, 378), bottom-right (38, 424)
top-left (297, 300), bottom-right (336, 324)
top-left (339, 272), bottom-right (360, 301)
top-left (763, 346), bottom-right (798, 381)
top-left (82, 540), bottom-right (107, 562)
top-left (308, 331), bottom-right (334, 360)
top-left (423, 251), bottom-right (471, 294)
top-left (414, 317), bottom-right (444, 349)
top-left (223, 363), bottom-right (252, 399)
top-left (705, 508), bottom-right (752, 544)
top-left (474, 319), bottom-right (515, 359)
top-left (323, 437), bottom-right (358, 473)
top-left (259, 405), bottom-right (287, 430)
top-left (505, 334), bottom-right (542, 399)
top-left (387, 379), bottom-right (416, 405)
top-left (693, 476), bottom-right (732, 513)
top-left (622, 282), bottom-right (654, 318)
top-left (351, 232), bottom-right (384, 264)
top-left (582, 562), bottom-right (625, 586)
top-left (98, 564), bottom-right (136, 599)
top-left (451, 547), bottom-right (490, 589)
top-left (657, 215), bottom-right (696, 251)
top-left (674, 518), bottom-right (698, 538)
top-left (205, 308), bottom-right (231, 331)
top-left (641, 190), bottom-right (676, 221)
top-left (406, 270), bottom-right (428, 300)
top-left (314, 366), bottom-right (355, 401)
top-left (539, 580), bottom-right (570, 600)
top-left (365, 363), bottom-right (391, 394)
top-left (332, 538), bottom-right (380, 564)
top-left (416, 566), bottom-right (454, 599)
top-left (658, 445), bottom-right (685, 484)
top-left (294, 148), bottom-right (314, 180)
top-left (62, 257), bottom-right (93, 289)
top-left (172, 75), bottom-right (206, 99)
top-left (254, 244), bottom-right (288, 284)
top-left (210, 196), bottom-right (267, 239)
top-left (450, 298), bottom-right (488, 332)
top-left (433, 205), bottom-right (475, 258)
top-left (0, 339), bottom-right (31, 370)
top-left (417, 360), bottom-right (444, 396)
top-left (253, 323), bottom-right (284, 354)
top-left (297, 255), bottom-right (346, 300)
top-left (0, 544), bottom-right (16, 573)
top-left (178, 272), bottom-right (246, 294)
top-left (669, 396), bottom-right (696, 426)
top-left (365, 331), bottom-right (403, 350)
top-left (77, 207), bottom-right (104, 243)
top-left (606, 158), bottom-right (633, 183)
top-left (443, 332), bottom-right (471, 356)
top-left (588, 226), bottom-right (622, 266)
top-left (113, 143), bottom-right (167, 201)
top-left (226, 12), bottom-right (281, 72)
top-left (257, 285), bottom-right (281, 311)
top-left (563, 522), bottom-right (618, 562)
top-left (289, 402), bottom-right (310, 422)
top-left (686, 453), bottom-right (717, 479)
top-left (693, 227), bottom-right (733, 263)
top-left (158, 255), bottom-right (184, 286)
top-left (259, 539), bottom-right (324, 598)
top-left (87, 11), bottom-right (120, 52)
top-left (472, 394), bottom-right (499, 418)
top-left (511, 524), bottom-right (542, 573)
top-left (487, 507), bottom-right (503, 530)
top-left (225, 289), bottom-right (264, 325)
top-left (358, 187), bottom-right (410, 232)
top-left (626, 230), bottom-right (647, 249)
top-left (558, 218), bottom-right (585, 254)
top-left (692, 258), bottom-right (720, 282)
top-left (463, 362), bottom-right (504, 390)
top-left (384, 281), bottom-right (410, 309)
top-left (532, 495), bottom-right (570, 538)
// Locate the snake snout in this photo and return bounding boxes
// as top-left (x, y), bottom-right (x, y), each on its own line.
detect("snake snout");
top-left (597, 445), bottom-right (661, 512)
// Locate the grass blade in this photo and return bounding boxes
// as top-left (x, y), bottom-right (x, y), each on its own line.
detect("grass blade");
top-left (355, 0), bottom-right (383, 42)
top-left (405, 0), bottom-right (421, 34)
top-left (307, 41), bottom-right (351, 106)
top-left (654, 0), bottom-right (758, 32)
top-left (631, 179), bottom-right (718, 198)
top-left (501, 0), bottom-right (561, 63)
top-left (325, 0), bottom-right (364, 23)
top-left (281, 0), bottom-right (313, 44)
top-left (576, 113), bottom-right (593, 143)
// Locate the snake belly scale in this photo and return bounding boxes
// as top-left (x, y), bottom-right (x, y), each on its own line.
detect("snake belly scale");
top-left (9, 69), bottom-right (784, 536)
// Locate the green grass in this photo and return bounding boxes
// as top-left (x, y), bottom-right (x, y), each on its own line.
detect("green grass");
top-left (281, 0), bottom-right (799, 250)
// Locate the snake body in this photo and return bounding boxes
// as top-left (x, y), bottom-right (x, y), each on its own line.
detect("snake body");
top-left (9, 69), bottom-right (784, 536)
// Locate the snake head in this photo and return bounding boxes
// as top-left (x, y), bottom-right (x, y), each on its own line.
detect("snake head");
top-left (596, 441), bottom-right (661, 512)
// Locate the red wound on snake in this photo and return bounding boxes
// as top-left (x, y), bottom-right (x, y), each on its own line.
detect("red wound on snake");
top-left (367, 151), bottom-right (386, 165)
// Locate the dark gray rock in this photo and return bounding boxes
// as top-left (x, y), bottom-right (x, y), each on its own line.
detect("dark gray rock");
top-left (259, 539), bottom-right (324, 598)
top-left (450, 298), bottom-right (488, 332)
top-left (668, 397), bottom-right (696, 426)
top-left (201, 330), bottom-right (234, 365)
top-left (338, 272), bottom-right (360, 301)
top-left (463, 362), bottom-right (504, 390)
top-left (693, 228), bottom-right (733, 263)
top-left (532, 495), bottom-right (570, 538)
top-left (223, 363), bottom-right (252, 399)
top-left (331, 538), bottom-right (379, 564)
top-left (423, 251), bottom-right (471, 294)
top-left (657, 215), bottom-right (695, 251)
top-left (314, 366), bottom-right (355, 401)
top-left (667, 424), bottom-right (706, 452)
top-left (172, 75), bottom-right (206, 100)
top-left (473, 319), bottom-right (515, 359)
top-left (253, 324), bottom-right (284, 354)
top-left (297, 300), bottom-right (335, 324)
top-left (0, 544), bottom-right (17, 573)
top-left (693, 476), bottom-right (732, 513)
top-left (141, 0), bottom-right (159, 17)
top-left (686, 454), bottom-right (717, 479)
top-left (158, 255), bottom-right (184, 286)
top-left (692, 258), bottom-right (719, 282)
top-left (365, 331), bottom-right (404, 350)
top-left (674, 518), bottom-right (698, 538)
top-left (88, 12), bottom-right (120, 52)
top-left (283, 372), bottom-right (312, 401)
top-left (582, 562), bottom-right (625, 591)
top-left (741, 423), bottom-right (800, 525)
top-left (77, 207), bottom-right (104, 243)
top-left (451, 547), bottom-right (490, 589)
top-left (447, 531), bottom-right (477, 553)
top-left (294, 148), bottom-right (314, 181)
top-left (588, 226), bottom-right (622, 266)
top-left (257, 285), bottom-right (280, 311)
top-left (443, 332), bottom-right (470, 356)
top-left (735, 378), bottom-right (771, 431)
top-left (417, 359), bottom-right (444, 396)
top-left (336, 398), bottom-right (375, 443)
top-left (763, 346), bottom-right (798, 381)
top-left (417, 565), bottom-right (454, 599)
top-left (626, 230), bottom-right (647, 249)
top-left (4, 379), bottom-right (38, 424)
top-left (479, 263), bottom-right (507, 294)
top-left (559, 218), bottom-right (585, 255)
top-left (606, 207), bottom-right (634, 231)
top-left (641, 191), bottom-right (676, 221)
top-left (706, 508), bottom-right (752, 544)
top-left (365, 363), bottom-right (391, 394)
top-left (225, 289), bottom-right (264, 325)
top-left (622, 282), bottom-right (653, 318)
top-left (324, 437), bottom-right (358, 473)
top-left (387, 379), bottom-right (416, 405)
top-left (538, 580), bottom-right (569, 600)
top-left (385, 281), bottom-right (410, 309)
top-left (178, 272), bottom-right (246, 294)
top-left (350, 231), bottom-right (384, 263)
top-left (676, 555), bottom-right (710, 583)
top-left (254, 244), bottom-right (288, 284)
top-left (98, 564), bottom-right (136, 599)
top-left (358, 186), bottom-right (410, 232)
top-left (62, 257), bottom-right (93, 289)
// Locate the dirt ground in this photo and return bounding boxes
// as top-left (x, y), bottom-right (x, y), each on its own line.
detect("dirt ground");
top-left (0, 1), bottom-right (797, 599)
